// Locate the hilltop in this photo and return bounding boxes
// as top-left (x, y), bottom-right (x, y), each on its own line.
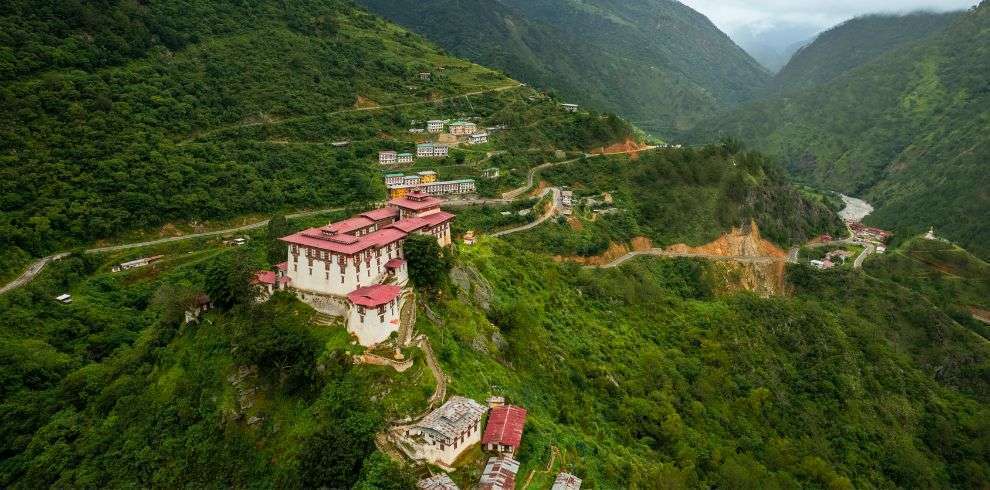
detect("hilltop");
top-left (353, 0), bottom-right (770, 135)
top-left (693, 3), bottom-right (990, 259)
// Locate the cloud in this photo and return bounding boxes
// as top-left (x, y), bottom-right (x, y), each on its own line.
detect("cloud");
top-left (679, 0), bottom-right (980, 36)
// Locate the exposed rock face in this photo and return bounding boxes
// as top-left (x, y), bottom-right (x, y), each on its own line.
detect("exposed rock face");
top-left (450, 265), bottom-right (494, 311)
top-left (666, 221), bottom-right (787, 259)
top-left (554, 237), bottom-right (655, 266)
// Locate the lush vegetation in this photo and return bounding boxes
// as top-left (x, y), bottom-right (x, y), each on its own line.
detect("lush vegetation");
top-left (354, 0), bottom-right (770, 135)
top-left (506, 145), bottom-right (846, 257)
top-left (772, 12), bottom-right (960, 94)
top-left (696, 3), bottom-right (990, 259)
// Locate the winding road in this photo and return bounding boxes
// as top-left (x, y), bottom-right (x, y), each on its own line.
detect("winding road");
top-left (588, 249), bottom-right (785, 269)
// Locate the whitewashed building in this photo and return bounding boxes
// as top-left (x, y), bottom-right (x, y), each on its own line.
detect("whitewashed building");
top-left (379, 151), bottom-right (398, 165)
top-left (468, 132), bottom-right (489, 145)
top-left (398, 152), bottom-right (414, 164)
top-left (276, 191), bottom-right (454, 346)
top-left (552, 473), bottom-right (583, 490)
top-left (403, 396), bottom-right (486, 467)
top-left (417, 143), bottom-right (449, 158)
top-left (428, 120), bottom-right (446, 133)
top-left (561, 103), bottom-right (579, 112)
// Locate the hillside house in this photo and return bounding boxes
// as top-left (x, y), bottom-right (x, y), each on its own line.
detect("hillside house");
top-left (403, 396), bottom-right (486, 467)
top-left (385, 173), bottom-right (405, 187)
top-left (419, 72), bottom-right (432, 81)
top-left (428, 120), bottom-right (446, 133)
top-left (468, 132), bottom-right (489, 145)
top-left (252, 265), bottom-right (292, 300)
top-left (417, 143), bottom-right (449, 158)
top-left (184, 293), bottom-right (213, 324)
top-left (274, 191), bottom-right (453, 346)
top-left (552, 473), bottom-right (583, 490)
top-left (483, 167), bottom-right (500, 179)
top-left (482, 405), bottom-right (527, 455)
top-left (418, 171), bottom-right (438, 183)
top-left (417, 474), bottom-right (459, 490)
top-left (478, 455), bottom-right (520, 490)
top-left (388, 179), bottom-right (476, 199)
top-left (398, 153), bottom-right (414, 164)
top-left (561, 103), bottom-right (579, 112)
top-left (449, 121), bottom-right (477, 136)
top-left (112, 255), bottom-right (164, 272)
top-left (403, 175), bottom-right (423, 186)
top-left (55, 294), bottom-right (72, 304)
top-left (379, 151), bottom-right (398, 165)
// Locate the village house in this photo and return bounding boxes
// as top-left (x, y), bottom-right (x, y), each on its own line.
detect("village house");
top-left (379, 151), bottom-right (398, 165)
top-left (483, 167), bottom-right (500, 179)
top-left (418, 170), bottom-right (438, 183)
top-left (252, 264), bottom-right (292, 300)
top-left (561, 103), bottom-right (579, 112)
top-left (428, 120), bottom-right (446, 133)
top-left (552, 473), bottom-right (583, 490)
top-left (417, 143), bottom-right (449, 158)
top-left (112, 255), bottom-right (164, 273)
top-left (398, 152), bottom-right (414, 164)
top-left (402, 396), bottom-right (486, 467)
top-left (403, 175), bottom-right (423, 186)
top-left (417, 474), bottom-right (459, 490)
top-left (419, 72), bottom-right (432, 81)
top-left (468, 132), bottom-right (489, 145)
top-left (463, 230), bottom-right (476, 245)
top-left (385, 173), bottom-right (405, 187)
top-left (388, 179), bottom-right (476, 199)
top-left (55, 293), bottom-right (72, 304)
top-left (184, 293), bottom-right (213, 324)
top-left (478, 455), bottom-right (520, 490)
top-left (482, 405), bottom-right (527, 455)
top-left (448, 120), bottom-right (477, 136)
top-left (273, 190), bottom-right (453, 346)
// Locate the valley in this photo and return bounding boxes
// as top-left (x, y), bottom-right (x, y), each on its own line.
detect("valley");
top-left (0, 1), bottom-right (987, 489)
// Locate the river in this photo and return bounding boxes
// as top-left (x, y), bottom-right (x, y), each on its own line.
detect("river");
top-left (838, 194), bottom-right (874, 223)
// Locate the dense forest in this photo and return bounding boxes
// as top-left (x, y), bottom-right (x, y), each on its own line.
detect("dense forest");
top-left (354, 0), bottom-right (770, 134)
top-left (694, 3), bottom-right (990, 259)
top-left (0, 0), bottom-right (632, 278)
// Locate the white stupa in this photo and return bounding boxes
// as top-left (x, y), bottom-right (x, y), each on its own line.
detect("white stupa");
top-left (924, 226), bottom-right (937, 240)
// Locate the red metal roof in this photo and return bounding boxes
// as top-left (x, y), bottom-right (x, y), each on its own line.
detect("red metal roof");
top-left (280, 229), bottom-right (374, 255)
top-left (326, 216), bottom-right (375, 234)
top-left (385, 258), bottom-right (406, 269)
top-left (347, 284), bottom-right (402, 308)
top-left (482, 405), bottom-right (527, 449)
top-left (276, 262), bottom-right (288, 271)
top-left (389, 217), bottom-right (430, 233)
top-left (361, 207), bottom-right (400, 222)
top-left (252, 271), bottom-right (291, 286)
top-left (390, 193), bottom-right (442, 211)
top-left (422, 211), bottom-right (455, 227)
top-left (364, 228), bottom-right (407, 248)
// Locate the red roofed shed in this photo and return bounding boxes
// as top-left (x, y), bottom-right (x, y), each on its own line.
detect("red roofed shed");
top-left (347, 284), bottom-right (402, 308)
top-left (482, 405), bottom-right (527, 455)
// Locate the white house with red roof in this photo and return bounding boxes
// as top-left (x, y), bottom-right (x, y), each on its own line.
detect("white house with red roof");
top-left (272, 190), bottom-right (453, 346)
top-left (482, 405), bottom-right (527, 455)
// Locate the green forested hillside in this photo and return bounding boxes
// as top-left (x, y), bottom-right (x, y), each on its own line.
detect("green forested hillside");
top-left (2, 223), bottom-right (987, 487)
top-left (773, 12), bottom-right (961, 93)
top-left (694, 3), bottom-right (990, 259)
top-left (353, 0), bottom-right (770, 135)
top-left (0, 0), bottom-right (632, 274)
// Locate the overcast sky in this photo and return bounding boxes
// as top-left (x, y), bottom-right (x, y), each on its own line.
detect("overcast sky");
top-left (679, 0), bottom-right (980, 38)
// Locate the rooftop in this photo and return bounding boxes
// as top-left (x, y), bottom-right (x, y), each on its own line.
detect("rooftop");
top-left (326, 216), bottom-right (375, 235)
top-left (418, 474), bottom-right (459, 490)
top-left (347, 284), bottom-right (402, 308)
top-left (360, 207), bottom-right (400, 222)
top-left (389, 217), bottom-right (430, 233)
top-left (478, 455), bottom-right (520, 490)
top-left (482, 405), bottom-right (527, 448)
top-left (390, 191), bottom-right (443, 211)
top-left (551, 472), bottom-right (583, 490)
top-left (415, 396), bottom-right (486, 443)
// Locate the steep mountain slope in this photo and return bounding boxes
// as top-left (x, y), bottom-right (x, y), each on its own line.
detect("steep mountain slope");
top-left (774, 12), bottom-right (961, 93)
top-left (353, 0), bottom-right (770, 135)
top-left (695, 3), bottom-right (990, 259)
top-left (0, 0), bottom-right (633, 274)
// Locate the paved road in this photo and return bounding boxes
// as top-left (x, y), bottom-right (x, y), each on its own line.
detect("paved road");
top-left (492, 188), bottom-right (560, 237)
top-left (0, 253), bottom-right (70, 295)
top-left (180, 83), bottom-right (524, 145)
top-left (588, 248), bottom-right (785, 269)
top-left (853, 243), bottom-right (876, 269)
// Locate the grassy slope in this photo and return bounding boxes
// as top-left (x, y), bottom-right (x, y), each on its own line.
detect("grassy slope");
top-left (694, 3), bottom-right (990, 259)
top-left (353, 0), bottom-right (770, 135)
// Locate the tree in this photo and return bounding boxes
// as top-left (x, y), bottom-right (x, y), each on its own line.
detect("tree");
top-left (265, 214), bottom-right (291, 264)
top-left (403, 234), bottom-right (449, 289)
top-left (204, 251), bottom-right (257, 310)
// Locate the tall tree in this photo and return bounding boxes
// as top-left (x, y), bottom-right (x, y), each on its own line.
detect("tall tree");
top-left (265, 214), bottom-right (290, 264)
top-left (403, 234), bottom-right (450, 289)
